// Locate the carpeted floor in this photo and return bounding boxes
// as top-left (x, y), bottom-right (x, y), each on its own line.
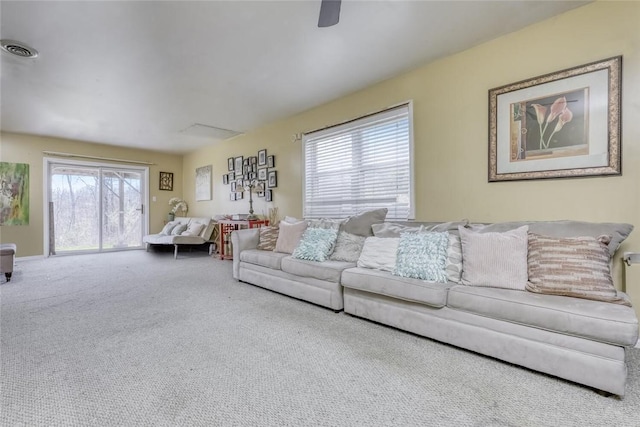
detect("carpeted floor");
top-left (1, 250), bottom-right (639, 426)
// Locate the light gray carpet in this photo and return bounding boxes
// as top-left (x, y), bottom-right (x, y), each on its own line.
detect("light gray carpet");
top-left (1, 250), bottom-right (639, 426)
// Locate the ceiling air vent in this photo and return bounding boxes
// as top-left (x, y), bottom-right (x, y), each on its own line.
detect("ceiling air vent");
top-left (1, 40), bottom-right (38, 58)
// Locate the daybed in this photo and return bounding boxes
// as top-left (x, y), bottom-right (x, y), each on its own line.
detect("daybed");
top-left (144, 217), bottom-right (216, 259)
top-left (232, 215), bottom-right (639, 396)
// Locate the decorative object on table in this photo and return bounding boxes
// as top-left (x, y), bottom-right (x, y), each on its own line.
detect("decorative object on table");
top-left (267, 207), bottom-right (280, 226)
top-left (227, 157), bottom-right (234, 171)
top-left (267, 170), bottom-right (277, 188)
top-left (159, 171), bottom-right (173, 191)
top-left (488, 56), bottom-right (621, 182)
top-left (195, 165), bottom-right (212, 201)
top-left (258, 149), bottom-right (267, 166)
top-left (0, 162), bottom-right (29, 226)
top-left (243, 179), bottom-right (264, 220)
top-left (168, 197), bottom-right (188, 221)
top-left (267, 155), bottom-right (275, 168)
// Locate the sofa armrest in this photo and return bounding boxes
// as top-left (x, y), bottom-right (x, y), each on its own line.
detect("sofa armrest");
top-left (231, 228), bottom-right (260, 279)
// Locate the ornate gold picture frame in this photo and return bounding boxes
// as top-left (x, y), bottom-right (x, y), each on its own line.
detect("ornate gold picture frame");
top-left (488, 56), bottom-right (621, 182)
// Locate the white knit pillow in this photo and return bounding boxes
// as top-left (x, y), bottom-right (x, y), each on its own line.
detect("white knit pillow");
top-left (459, 225), bottom-right (528, 290)
top-left (357, 237), bottom-right (399, 272)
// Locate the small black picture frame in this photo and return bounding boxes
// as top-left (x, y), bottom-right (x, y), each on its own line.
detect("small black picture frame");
top-left (268, 170), bottom-right (277, 188)
top-left (258, 168), bottom-right (267, 180)
top-left (230, 192), bottom-right (236, 201)
top-left (231, 182), bottom-right (237, 192)
top-left (267, 155), bottom-right (275, 168)
top-left (265, 189), bottom-right (272, 202)
top-left (258, 149), bottom-right (267, 166)
top-left (223, 174), bottom-right (229, 185)
top-left (159, 171), bottom-right (173, 191)
top-left (234, 156), bottom-right (244, 172)
top-left (227, 157), bottom-right (234, 171)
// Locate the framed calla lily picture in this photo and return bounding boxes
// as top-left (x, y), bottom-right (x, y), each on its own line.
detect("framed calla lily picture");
top-left (488, 56), bottom-right (621, 181)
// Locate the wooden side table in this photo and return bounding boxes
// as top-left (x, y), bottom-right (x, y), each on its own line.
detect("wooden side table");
top-left (218, 219), bottom-right (269, 260)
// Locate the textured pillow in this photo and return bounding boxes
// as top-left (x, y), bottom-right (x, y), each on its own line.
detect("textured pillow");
top-left (159, 221), bottom-right (179, 236)
top-left (171, 223), bottom-right (188, 236)
top-left (274, 220), bottom-right (308, 254)
top-left (292, 228), bottom-right (339, 262)
top-left (343, 208), bottom-right (388, 237)
top-left (330, 231), bottom-right (367, 262)
top-left (459, 225), bottom-right (528, 290)
top-left (446, 232), bottom-right (463, 283)
top-left (181, 222), bottom-right (205, 237)
top-left (393, 232), bottom-right (448, 282)
top-left (526, 233), bottom-right (630, 306)
top-left (357, 237), bottom-right (399, 272)
top-left (257, 226), bottom-right (280, 251)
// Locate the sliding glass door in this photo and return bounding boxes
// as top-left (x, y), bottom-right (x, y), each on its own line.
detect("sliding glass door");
top-left (47, 160), bottom-right (147, 254)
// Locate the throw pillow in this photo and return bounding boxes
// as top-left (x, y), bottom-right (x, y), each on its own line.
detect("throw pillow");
top-left (181, 222), bottom-right (205, 237)
top-left (307, 218), bottom-right (345, 230)
top-left (393, 232), bottom-right (448, 282)
top-left (257, 226), bottom-right (280, 251)
top-left (445, 232), bottom-right (463, 283)
top-left (372, 222), bottom-right (424, 238)
top-left (330, 231), bottom-right (367, 262)
top-left (343, 208), bottom-right (388, 237)
top-left (459, 225), bottom-right (528, 290)
top-left (357, 237), bottom-right (399, 272)
top-left (292, 228), bottom-right (339, 262)
top-left (159, 221), bottom-right (179, 236)
top-left (171, 223), bottom-right (188, 236)
top-left (526, 233), bottom-right (630, 306)
top-left (274, 220), bottom-right (308, 254)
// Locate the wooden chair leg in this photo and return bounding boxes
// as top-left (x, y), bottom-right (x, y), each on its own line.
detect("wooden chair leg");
top-left (5, 272), bottom-right (12, 282)
top-left (174, 244), bottom-right (179, 259)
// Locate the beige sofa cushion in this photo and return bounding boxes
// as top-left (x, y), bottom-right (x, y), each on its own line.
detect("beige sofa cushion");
top-left (447, 285), bottom-right (638, 346)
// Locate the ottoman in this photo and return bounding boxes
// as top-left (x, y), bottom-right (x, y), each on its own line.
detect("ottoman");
top-left (0, 243), bottom-right (17, 282)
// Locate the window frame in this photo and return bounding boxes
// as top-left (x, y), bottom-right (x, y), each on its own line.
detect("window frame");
top-left (302, 101), bottom-right (415, 220)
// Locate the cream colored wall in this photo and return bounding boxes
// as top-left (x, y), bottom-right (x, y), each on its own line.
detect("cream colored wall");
top-left (0, 132), bottom-right (183, 256)
top-left (184, 2), bottom-right (640, 301)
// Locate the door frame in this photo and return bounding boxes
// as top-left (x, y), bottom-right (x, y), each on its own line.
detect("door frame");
top-left (43, 157), bottom-right (150, 256)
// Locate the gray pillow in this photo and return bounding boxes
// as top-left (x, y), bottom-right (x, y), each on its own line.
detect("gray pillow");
top-left (343, 208), bottom-right (388, 237)
top-left (330, 231), bottom-right (367, 262)
top-left (171, 223), bottom-right (188, 235)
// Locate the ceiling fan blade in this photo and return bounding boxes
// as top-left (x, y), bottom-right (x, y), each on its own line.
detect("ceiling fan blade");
top-left (318, 0), bottom-right (341, 28)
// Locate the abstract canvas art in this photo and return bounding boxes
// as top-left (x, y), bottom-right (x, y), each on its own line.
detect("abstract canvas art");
top-left (0, 162), bottom-right (29, 225)
top-left (195, 165), bottom-right (212, 201)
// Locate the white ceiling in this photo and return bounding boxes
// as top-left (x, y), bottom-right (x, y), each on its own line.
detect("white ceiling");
top-left (0, 0), bottom-right (588, 154)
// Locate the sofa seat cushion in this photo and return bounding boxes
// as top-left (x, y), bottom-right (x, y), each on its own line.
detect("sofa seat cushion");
top-left (280, 257), bottom-right (355, 283)
top-left (447, 285), bottom-right (639, 346)
top-left (240, 249), bottom-right (289, 270)
top-left (341, 267), bottom-right (454, 308)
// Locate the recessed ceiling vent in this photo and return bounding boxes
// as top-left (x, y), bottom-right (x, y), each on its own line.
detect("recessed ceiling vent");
top-left (1, 40), bottom-right (38, 58)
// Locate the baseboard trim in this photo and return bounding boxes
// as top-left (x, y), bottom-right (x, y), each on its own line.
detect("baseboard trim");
top-left (16, 255), bottom-right (46, 262)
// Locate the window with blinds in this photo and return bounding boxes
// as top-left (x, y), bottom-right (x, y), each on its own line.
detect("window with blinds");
top-left (303, 103), bottom-right (414, 220)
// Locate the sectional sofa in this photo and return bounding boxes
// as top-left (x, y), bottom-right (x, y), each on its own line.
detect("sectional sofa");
top-left (231, 218), bottom-right (639, 396)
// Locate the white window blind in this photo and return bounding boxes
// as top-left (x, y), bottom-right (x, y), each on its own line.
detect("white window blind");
top-left (303, 103), bottom-right (413, 220)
